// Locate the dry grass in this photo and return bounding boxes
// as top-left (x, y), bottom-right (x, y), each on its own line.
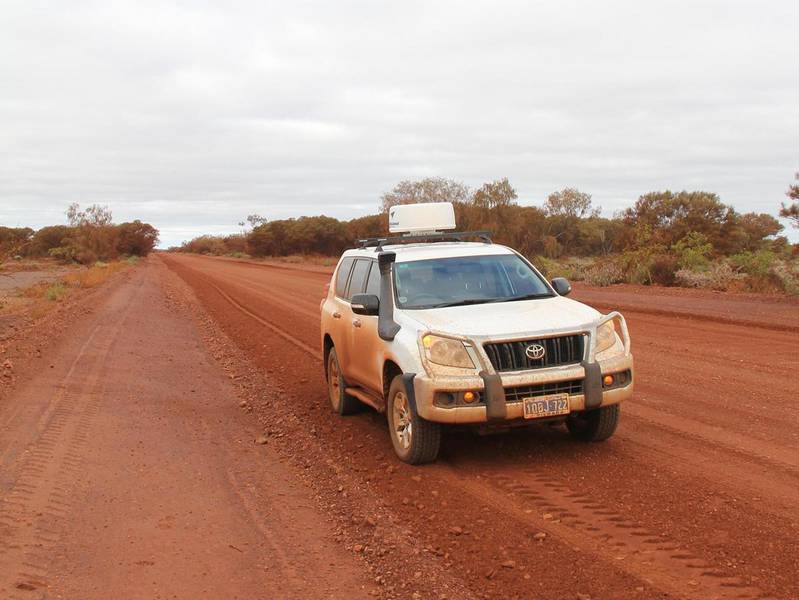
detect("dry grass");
top-left (1, 260), bottom-right (133, 322)
top-left (63, 261), bottom-right (127, 289)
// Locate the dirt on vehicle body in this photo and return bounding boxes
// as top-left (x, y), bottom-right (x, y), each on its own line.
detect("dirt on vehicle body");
top-left (320, 203), bottom-right (634, 463)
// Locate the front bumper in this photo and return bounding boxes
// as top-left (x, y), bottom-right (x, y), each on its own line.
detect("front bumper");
top-left (413, 349), bottom-right (634, 425)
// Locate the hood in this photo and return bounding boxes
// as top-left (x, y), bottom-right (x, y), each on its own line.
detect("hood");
top-left (399, 296), bottom-right (602, 338)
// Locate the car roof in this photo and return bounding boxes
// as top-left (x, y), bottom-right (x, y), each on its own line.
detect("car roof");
top-left (340, 242), bottom-right (516, 263)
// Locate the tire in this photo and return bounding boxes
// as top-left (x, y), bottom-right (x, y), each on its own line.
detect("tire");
top-left (326, 348), bottom-right (359, 415)
top-left (386, 376), bottom-right (441, 464)
top-left (566, 404), bottom-right (620, 442)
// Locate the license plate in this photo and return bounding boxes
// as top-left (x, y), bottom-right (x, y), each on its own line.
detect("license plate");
top-left (523, 393), bottom-right (570, 419)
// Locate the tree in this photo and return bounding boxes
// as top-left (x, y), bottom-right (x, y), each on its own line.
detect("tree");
top-left (246, 214), bottom-right (267, 228)
top-left (0, 226), bottom-right (34, 258)
top-left (67, 203), bottom-right (113, 227)
top-left (380, 177), bottom-right (470, 212)
top-left (623, 191), bottom-right (731, 250)
top-left (29, 225), bottom-right (73, 257)
top-left (64, 203), bottom-right (117, 263)
top-left (116, 221), bottom-right (160, 256)
top-left (543, 188), bottom-right (600, 256)
top-left (780, 172), bottom-right (799, 228)
top-left (544, 188), bottom-right (599, 219)
top-left (347, 214), bottom-right (386, 241)
top-left (472, 178), bottom-right (517, 209)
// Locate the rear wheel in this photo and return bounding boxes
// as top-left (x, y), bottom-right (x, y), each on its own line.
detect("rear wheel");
top-left (326, 348), bottom-right (359, 415)
top-left (386, 376), bottom-right (441, 464)
top-left (566, 404), bottom-right (620, 442)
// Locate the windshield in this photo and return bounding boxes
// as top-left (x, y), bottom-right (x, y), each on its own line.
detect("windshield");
top-left (393, 254), bottom-right (553, 309)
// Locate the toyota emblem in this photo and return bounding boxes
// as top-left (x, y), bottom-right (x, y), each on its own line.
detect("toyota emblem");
top-left (525, 343), bottom-right (546, 360)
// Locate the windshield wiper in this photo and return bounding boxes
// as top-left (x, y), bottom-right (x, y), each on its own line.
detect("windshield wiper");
top-left (491, 293), bottom-right (553, 303)
top-left (421, 293), bottom-right (551, 309)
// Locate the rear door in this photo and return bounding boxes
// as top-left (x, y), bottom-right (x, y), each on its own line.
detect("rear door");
top-left (329, 257), bottom-right (354, 371)
top-left (348, 260), bottom-right (384, 393)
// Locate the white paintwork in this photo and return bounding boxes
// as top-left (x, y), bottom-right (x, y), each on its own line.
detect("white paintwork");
top-left (320, 234), bottom-right (633, 425)
top-left (402, 296), bottom-right (601, 338)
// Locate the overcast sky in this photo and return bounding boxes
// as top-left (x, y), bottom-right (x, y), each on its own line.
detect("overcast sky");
top-left (1, 0), bottom-right (797, 247)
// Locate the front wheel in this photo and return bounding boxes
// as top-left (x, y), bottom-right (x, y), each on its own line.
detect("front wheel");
top-left (387, 376), bottom-right (441, 464)
top-left (566, 404), bottom-right (620, 442)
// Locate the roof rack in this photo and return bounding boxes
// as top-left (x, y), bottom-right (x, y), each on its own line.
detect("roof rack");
top-left (357, 230), bottom-right (493, 250)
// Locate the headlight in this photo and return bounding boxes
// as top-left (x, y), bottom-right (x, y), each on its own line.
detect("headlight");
top-left (594, 321), bottom-right (622, 360)
top-left (422, 334), bottom-right (475, 369)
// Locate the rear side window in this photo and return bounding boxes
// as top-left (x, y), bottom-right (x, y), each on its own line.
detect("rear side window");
top-left (365, 262), bottom-right (380, 295)
top-left (347, 259), bottom-right (371, 300)
top-left (335, 258), bottom-right (354, 297)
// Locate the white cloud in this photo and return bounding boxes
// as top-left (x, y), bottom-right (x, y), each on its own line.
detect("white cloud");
top-left (1, 0), bottom-right (797, 246)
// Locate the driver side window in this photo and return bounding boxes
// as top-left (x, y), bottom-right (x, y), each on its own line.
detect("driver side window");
top-left (346, 259), bottom-right (371, 301)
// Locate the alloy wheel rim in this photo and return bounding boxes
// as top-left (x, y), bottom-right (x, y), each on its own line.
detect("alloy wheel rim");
top-left (392, 391), bottom-right (412, 450)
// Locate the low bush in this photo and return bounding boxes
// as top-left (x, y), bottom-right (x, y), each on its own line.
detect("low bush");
top-left (583, 260), bottom-right (625, 286)
top-left (532, 256), bottom-right (592, 281)
top-left (649, 254), bottom-right (679, 286)
top-left (675, 262), bottom-right (746, 290)
top-left (45, 282), bottom-right (69, 302)
top-left (672, 232), bottom-right (713, 270)
top-left (773, 261), bottom-right (799, 295)
top-left (728, 250), bottom-right (776, 278)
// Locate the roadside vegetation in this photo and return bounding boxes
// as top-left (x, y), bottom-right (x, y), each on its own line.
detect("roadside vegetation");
top-left (0, 206), bottom-right (157, 324)
top-left (0, 203), bottom-right (159, 265)
top-left (174, 175), bottom-right (799, 295)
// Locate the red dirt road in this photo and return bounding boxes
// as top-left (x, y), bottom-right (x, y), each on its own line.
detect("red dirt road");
top-left (1, 254), bottom-right (797, 599)
top-left (160, 253), bottom-right (799, 600)
top-left (0, 260), bottom-right (373, 599)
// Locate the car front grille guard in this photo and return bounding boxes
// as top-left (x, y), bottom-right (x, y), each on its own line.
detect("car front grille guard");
top-left (422, 312), bottom-right (631, 420)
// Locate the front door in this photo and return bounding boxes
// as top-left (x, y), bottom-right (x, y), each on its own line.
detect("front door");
top-left (348, 260), bottom-right (384, 394)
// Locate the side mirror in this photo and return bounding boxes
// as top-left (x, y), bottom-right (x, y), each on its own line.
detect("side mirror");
top-left (351, 293), bottom-right (380, 316)
top-left (551, 277), bottom-right (572, 296)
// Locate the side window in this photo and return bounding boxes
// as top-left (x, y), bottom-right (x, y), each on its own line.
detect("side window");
top-left (347, 259), bottom-right (371, 300)
top-left (335, 258), bottom-right (354, 298)
top-left (365, 261), bottom-right (380, 296)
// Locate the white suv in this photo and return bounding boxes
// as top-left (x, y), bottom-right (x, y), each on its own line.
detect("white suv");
top-left (320, 204), bottom-right (633, 464)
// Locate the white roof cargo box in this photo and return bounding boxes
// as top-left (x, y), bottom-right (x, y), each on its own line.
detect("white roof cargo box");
top-left (388, 202), bottom-right (456, 234)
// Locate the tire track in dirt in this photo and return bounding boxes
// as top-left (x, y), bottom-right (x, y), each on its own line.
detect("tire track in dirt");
top-left (0, 273), bottom-right (142, 598)
top-left (0, 323), bottom-right (121, 598)
top-left (162, 253), bottom-right (799, 599)
top-left (207, 259), bottom-right (799, 487)
top-left (441, 462), bottom-right (773, 600)
top-left (624, 405), bottom-right (799, 475)
top-left (210, 283), bottom-right (322, 359)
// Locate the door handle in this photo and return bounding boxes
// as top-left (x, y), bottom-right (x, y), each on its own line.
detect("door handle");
top-left (333, 311), bottom-right (341, 319)
top-left (352, 319), bottom-right (362, 328)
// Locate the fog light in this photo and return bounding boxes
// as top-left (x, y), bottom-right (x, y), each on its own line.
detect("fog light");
top-left (463, 391), bottom-right (476, 403)
top-left (603, 374), bottom-right (614, 387)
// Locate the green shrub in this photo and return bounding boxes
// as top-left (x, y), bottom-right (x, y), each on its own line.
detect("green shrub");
top-left (728, 250), bottom-right (776, 278)
top-left (671, 232), bottom-right (713, 270)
